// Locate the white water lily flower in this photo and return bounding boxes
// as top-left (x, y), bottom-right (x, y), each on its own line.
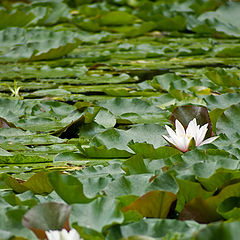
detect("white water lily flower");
top-left (46, 229), bottom-right (82, 240)
top-left (163, 118), bottom-right (219, 152)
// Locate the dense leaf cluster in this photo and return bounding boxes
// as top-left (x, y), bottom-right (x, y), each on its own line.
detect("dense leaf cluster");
top-left (0, 0), bottom-right (240, 239)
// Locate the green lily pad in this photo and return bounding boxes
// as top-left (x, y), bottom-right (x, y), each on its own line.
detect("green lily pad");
top-left (71, 196), bottom-right (124, 232)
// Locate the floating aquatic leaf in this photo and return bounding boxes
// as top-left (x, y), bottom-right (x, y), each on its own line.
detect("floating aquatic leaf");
top-left (4, 171), bottom-right (53, 194)
top-left (48, 171), bottom-right (95, 204)
top-left (189, 2), bottom-right (240, 37)
top-left (22, 202), bottom-right (71, 240)
top-left (99, 11), bottom-right (137, 26)
top-left (108, 218), bottom-right (204, 240)
top-left (123, 190), bottom-right (176, 218)
top-left (71, 197), bottom-right (124, 232)
top-left (0, 28), bottom-right (81, 62)
top-left (0, 0), bottom-right (239, 239)
top-left (196, 221), bottom-right (240, 240)
top-left (0, 9), bottom-right (35, 29)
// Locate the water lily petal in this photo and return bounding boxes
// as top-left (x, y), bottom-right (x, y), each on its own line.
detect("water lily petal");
top-left (172, 135), bottom-right (191, 152)
top-left (198, 136), bottom-right (219, 146)
top-left (162, 135), bottom-right (175, 146)
top-left (175, 119), bottom-right (185, 137)
top-left (46, 229), bottom-right (81, 240)
top-left (164, 121), bottom-right (193, 152)
top-left (180, 136), bottom-right (192, 152)
top-left (46, 230), bottom-right (61, 240)
top-left (162, 134), bottom-right (184, 151)
top-left (67, 229), bottom-right (81, 240)
top-left (163, 118), bottom-right (217, 153)
top-left (61, 229), bottom-right (70, 239)
top-left (186, 118), bottom-right (198, 139)
top-left (163, 134), bottom-right (185, 151)
top-left (166, 125), bottom-right (178, 140)
top-left (195, 123), bottom-right (208, 146)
